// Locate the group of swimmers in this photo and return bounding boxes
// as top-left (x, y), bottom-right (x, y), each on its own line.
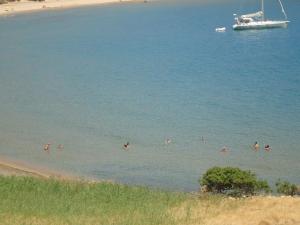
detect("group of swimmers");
top-left (44, 141), bottom-right (131, 152)
top-left (44, 138), bottom-right (271, 154)
top-left (122, 137), bottom-right (271, 153)
top-left (122, 138), bottom-right (172, 151)
top-left (219, 142), bottom-right (271, 153)
top-left (253, 141), bottom-right (271, 152)
top-left (43, 143), bottom-right (64, 153)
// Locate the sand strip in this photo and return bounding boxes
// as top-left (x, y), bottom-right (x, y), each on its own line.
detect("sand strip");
top-left (0, 0), bottom-right (143, 16)
top-left (0, 157), bottom-right (74, 180)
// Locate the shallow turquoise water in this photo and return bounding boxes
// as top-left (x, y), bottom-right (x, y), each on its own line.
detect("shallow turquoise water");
top-left (0, 0), bottom-right (299, 191)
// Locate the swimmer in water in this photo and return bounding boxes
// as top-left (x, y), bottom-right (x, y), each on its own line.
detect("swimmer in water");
top-left (253, 141), bottom-right (260, 151)
top-left (123, 142), bottom-right (130, 150)
top-left (165, 138), bottom-right (171, 145)
top-left (43, 143), bottom-right (51, 153)
top-left (220, 146), bottom-right (229, 153)
top-left (264, 144), bottom-right (271, 152)
top-left (57, 144), bottom-right (64, 151)
top-left (201, 136), bottom-right (206, 144)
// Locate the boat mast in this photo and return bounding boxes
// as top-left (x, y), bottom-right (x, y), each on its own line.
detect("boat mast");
top-left (261, 0), bottom-right (265, 21)
top-left (278, 0), bottom-right (288, 20)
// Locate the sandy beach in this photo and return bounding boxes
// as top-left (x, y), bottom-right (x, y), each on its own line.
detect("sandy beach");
top-left (0, 156), bottom-right (75, 179)
top-left (0, 0), bottom-right (141, 16)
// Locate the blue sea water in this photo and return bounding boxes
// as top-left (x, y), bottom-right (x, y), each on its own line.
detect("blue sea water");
top-left (0, 0), bottom-right (299, 191)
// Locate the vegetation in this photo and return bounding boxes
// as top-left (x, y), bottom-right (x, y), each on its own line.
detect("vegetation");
top-left (276, 179), bottom-right (298, 196)
top-left (200, 167), bottom-right (271, 196)
top-left (0, 176), bottom-right (187, 225)
top-left (0, 174), bottom-right (299, 225)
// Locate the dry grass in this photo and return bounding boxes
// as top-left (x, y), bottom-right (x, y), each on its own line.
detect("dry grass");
top-left (170, 195), bottom-right (300, 225)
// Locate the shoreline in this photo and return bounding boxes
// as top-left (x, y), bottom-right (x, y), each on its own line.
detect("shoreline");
top-left (0, 0), bottom-right (142, 17)
top-left (1, 158), bottom-right (299, 225)
top-left (0, 156), bottom-right (77, 180)
top-left (0, 156), bottom-right (115, 184)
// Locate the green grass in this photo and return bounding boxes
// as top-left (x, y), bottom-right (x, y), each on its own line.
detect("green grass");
top-left (3, 176), bottom-right (290, 225)
top-left (0, 176), bottom-right (189, 225)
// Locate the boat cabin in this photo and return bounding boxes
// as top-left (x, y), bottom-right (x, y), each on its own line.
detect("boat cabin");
top-left (236, 17), bottom-right (254, 24)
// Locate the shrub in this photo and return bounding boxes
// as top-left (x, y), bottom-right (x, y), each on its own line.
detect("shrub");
top-left (276, 179), bottom-right (298, 196)
top-left (200, 167), bottom-right (270, 197)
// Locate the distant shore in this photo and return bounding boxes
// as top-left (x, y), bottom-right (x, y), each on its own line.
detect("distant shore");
top-left (0, 0), bottom-right (142, 16)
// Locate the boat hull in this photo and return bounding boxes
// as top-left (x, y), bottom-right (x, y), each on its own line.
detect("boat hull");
top-left (233, 20), bottom-right (289, 30)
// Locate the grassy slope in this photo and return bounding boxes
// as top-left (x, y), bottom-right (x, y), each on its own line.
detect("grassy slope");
top-left (0, 176), bottom-right (187, 225)
top-left (1, 176), bottom-right (300, 225)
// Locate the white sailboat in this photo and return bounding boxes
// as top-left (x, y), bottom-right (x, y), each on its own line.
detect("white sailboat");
top-left (233, 0), bottom-right (289, 30)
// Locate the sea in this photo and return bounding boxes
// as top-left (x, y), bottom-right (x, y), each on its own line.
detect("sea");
top-left (0, 0), bottom-right (299, 191)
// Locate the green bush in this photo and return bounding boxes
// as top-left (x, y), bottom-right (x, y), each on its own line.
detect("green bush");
top-left (276, 179), bottom-right (298, 196)
top-left (200, 167), bottom-right (271, 197)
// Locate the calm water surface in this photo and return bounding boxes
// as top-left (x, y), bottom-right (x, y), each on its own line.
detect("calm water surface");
top-left (0, 0), bottom-right (299, 191)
